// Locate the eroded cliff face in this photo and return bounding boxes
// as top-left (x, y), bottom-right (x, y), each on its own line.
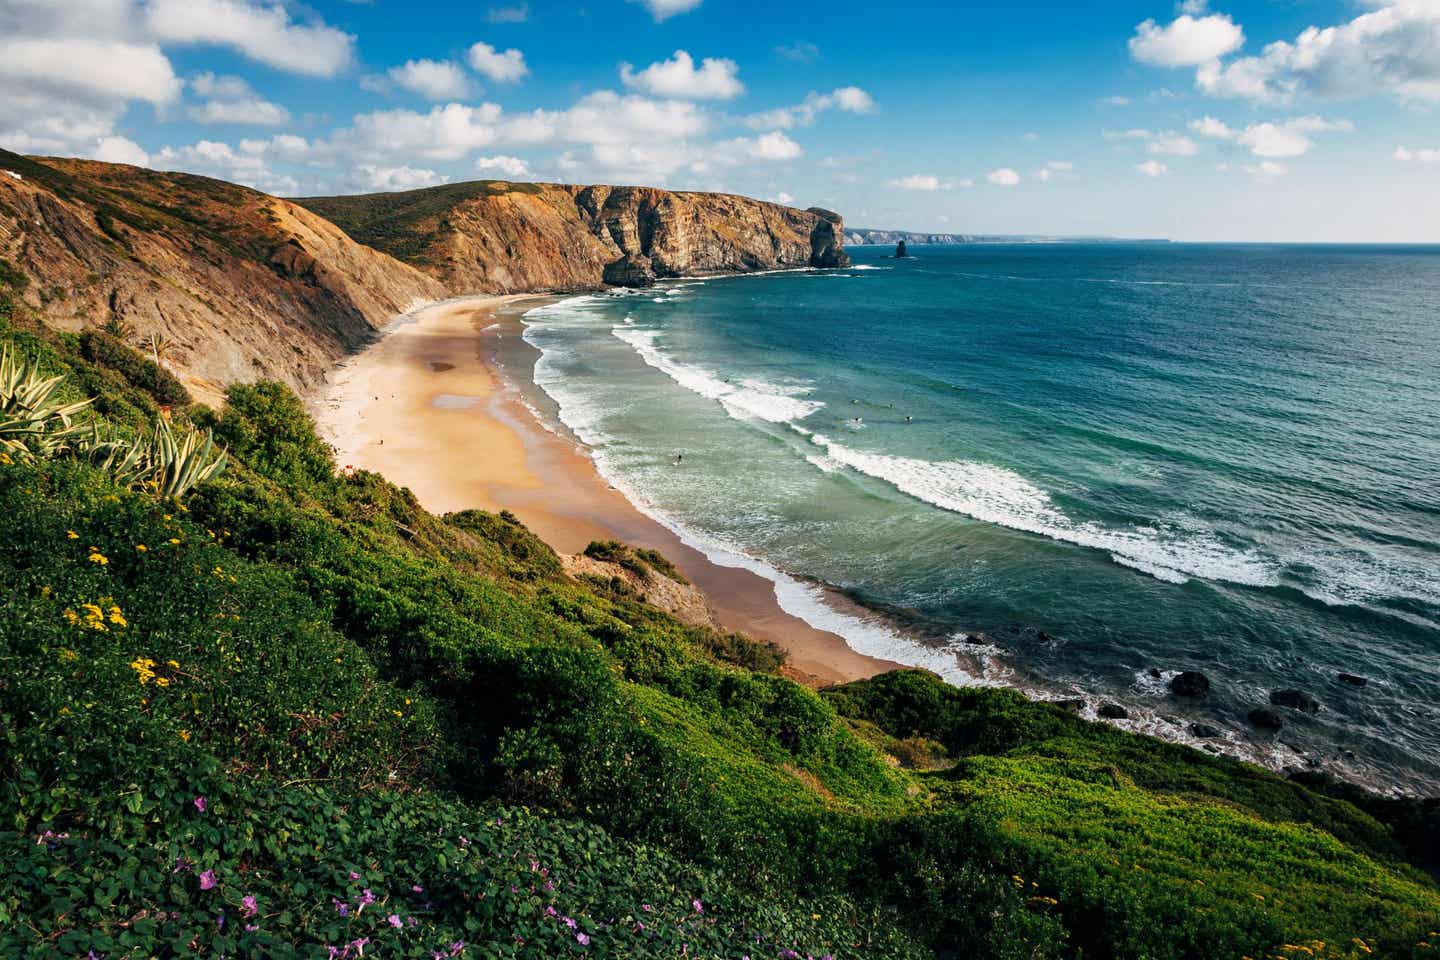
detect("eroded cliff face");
top-left (298, 182), bottom-right (850, 292)
top-left (0, 151), bottom-right (444, 402)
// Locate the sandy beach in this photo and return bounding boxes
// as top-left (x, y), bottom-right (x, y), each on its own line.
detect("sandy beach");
top-left (311, 295), bottom-right (899, 686)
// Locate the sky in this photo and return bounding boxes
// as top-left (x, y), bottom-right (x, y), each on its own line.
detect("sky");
top-left (1, 0), bottom-right (1438, 241)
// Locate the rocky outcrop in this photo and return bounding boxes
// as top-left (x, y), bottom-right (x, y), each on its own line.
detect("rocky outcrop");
top-left (562, 552), bottom-right (718, 629)
top-left (298, 181), bottom-right (850, 292)
top-left (1170, 671), bottom-right (1211, 697)
top-left (0, 150), bottom-right (444, 403)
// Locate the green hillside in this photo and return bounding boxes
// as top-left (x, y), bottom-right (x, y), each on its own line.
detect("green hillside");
top-left (2, 262), bottom-right (1437, 959)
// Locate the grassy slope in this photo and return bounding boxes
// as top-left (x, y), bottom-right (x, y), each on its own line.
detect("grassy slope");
top-left (1, 266), bottom-right (1437, 959)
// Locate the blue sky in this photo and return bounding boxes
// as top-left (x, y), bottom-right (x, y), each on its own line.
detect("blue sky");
top-left (2, 0), bottom-right (1438, 240)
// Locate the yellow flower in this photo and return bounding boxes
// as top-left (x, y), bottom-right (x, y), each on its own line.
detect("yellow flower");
top-left (107, 606), bottom-right (127, 627)
top-left (63, 608), bottom-right (80, 626)
top-left (57, 648), bottom-right (78, 662)
top-left (40, 585), bottom-right (51, 597)
top-left (162, 514), bottom-right (172, 521)
top-left (58, 706), bottom-right (71, 716)
top-left (135, 544), bottom-right (147, 552)
top-left (67, 530), bottom-right (79, 539)
top-left (167, 659), bottom-right (179, 669)
top-left (169, 537), bottom-right (181, 545)
top-left (178, 729), bottom-right (191, 742)
top-left (87, 552), bottom-right (109, 565)
top-left (0, 452), bottom-right (12, 465)
top-left (129, 657), bottom-right (157, 684)
top-left (154, 676), bottom-right (171, 687)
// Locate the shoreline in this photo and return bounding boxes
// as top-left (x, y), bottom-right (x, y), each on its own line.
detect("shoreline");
top-left (310, 294), bottom-right (902, 686)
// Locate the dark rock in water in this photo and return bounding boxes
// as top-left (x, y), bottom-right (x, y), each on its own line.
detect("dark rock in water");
top-left (602, 252), bottom-right (656, 288)
top-left (895, 239), bottom-right (908, 258)
top-left (1190, 722), bottom-right (1224, 739)
top-left (1098, 703), bottom-right (1130, 720)
top-left (806, 208), bottom-right (851, 268)
top-left (1249, 707), bottom-right (1285, 730)
top-left (1036, 631), bottom-right (1055, 644)
top-left (1149, 668), bottom-right (1163, 679)
top-left (1337, 672), bottom-right (1368, 687)
top-left (1270, 689), bottom-right (1320, 713)
top-left (1052, 698), bottom-right (1086, 714)
top-left (1169, 671), bottom-right (1211, 697)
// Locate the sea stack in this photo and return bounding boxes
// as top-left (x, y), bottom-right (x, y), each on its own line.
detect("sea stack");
top-left (896, 239), bottom-right (908, 258)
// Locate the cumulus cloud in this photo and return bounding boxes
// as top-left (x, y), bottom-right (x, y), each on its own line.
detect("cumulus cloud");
top-left (1188, 115), bottom-right (1235, 139)
top-left (621, 51), bottom-right (743, 100)
top-left (153, 138), bottom-right (300, 194)
top-left (1243, 160), bottom-right (1287, 177)
top-left (1129, 13), bottom-right (1244, 67)
top-left (355, 164), bottom-right (450, 191)
top-left (775, 42), bottom-right (820, 63)
top-left (987, 167), bottom-right (1021, 186)
top-left (344, 102), bottom-right (504, 161)
top-left (387, 59), bottom-right (473, 101)
top-left (887, 174), bottom-right (945, 191)
top-left (474, 154), bottom-right (532, 178)
top-left (146, 0), bottom-right (355, 77)
top-left (188, 72), bottom-right (288, 125)
top-left (467, 42), bottom-right (528, 83)
top-left (775, 191), bottom-right (795, 204)
top-left (1395, 146), bottom-right (1440, 163)
top-left (631, 0), bottom-right (704, 22)
top-left (91, 135), bottom-right (151, 166)
top-left (1148, 134), bottom-right (1199, 156)
top-left (743, 86), bottom-right (875, 130)
top-left (1136, 159), bottom-right (1169, 177)
top-left (1194, 0), bottom-right (1440, 104)
top-left (1034, 160), bottom-right (1074, 182)
top-left (0, 37), bottom-right (181, 107)
top-left (1235, 116), bottom-right (1351, 157)
top-left (486, 3), bottom-right (528, 23)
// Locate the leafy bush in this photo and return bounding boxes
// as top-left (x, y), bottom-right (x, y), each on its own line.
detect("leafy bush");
top-left (79, 330), bottom-right (190, 408)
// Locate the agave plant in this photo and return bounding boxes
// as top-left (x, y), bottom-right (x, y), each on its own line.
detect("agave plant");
top-left (0, 343), bottom-right (93, 459)
top-left (145, 332), bottom-right (174, 365)
top-left (101, 316), bottom-right (134, 340)
top-left (143, 417), bottom-right (227, 499)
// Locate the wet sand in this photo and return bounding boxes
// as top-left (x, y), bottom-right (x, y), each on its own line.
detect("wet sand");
top-left (311, 295), bottom-right (900, 686)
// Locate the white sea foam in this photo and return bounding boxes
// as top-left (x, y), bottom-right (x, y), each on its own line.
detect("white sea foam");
top-left (849, 264), bottom-right (888, 271)
top-left (804, 433), bottom-right (1280, 588)
top-left (611, 326), bottom-right (823, 424)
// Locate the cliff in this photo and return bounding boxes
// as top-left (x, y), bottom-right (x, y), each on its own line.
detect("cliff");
top-left (0, 149), bottom-right (445, 403)
top-left (295, 182), bottom-right (849, 291)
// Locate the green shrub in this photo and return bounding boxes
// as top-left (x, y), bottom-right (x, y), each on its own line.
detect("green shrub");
top-left (79, 330), bottom-right (190, 408)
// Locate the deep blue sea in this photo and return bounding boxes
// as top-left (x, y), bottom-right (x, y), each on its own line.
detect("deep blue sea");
top-left (521, 243), bottom-right (1440, 792)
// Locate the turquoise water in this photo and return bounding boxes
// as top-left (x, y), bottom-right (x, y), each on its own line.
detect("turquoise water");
top-left (521, 244), bottom-right (1440, 792)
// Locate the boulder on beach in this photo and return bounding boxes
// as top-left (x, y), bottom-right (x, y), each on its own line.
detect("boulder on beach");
top-left (1190, 722), bottom-right (1224, 739)
top-left (1249, 708), bottom-right (1285, 730)
top-left (1270, 689), bottom-right (1320, 713)
top-left (1169, 671), bottom-right (1211, 697)
top-left (1098, 703), bottom-right (1130, 720)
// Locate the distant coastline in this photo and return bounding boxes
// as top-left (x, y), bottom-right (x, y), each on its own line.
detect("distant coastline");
top-left (846, 228), bottom-right (1171, 245)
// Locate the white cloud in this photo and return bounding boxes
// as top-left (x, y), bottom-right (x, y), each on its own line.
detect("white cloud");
top-left (1243, 160), bottom-right (1287, 177)
top-left (1194, 0), bottom-right (1440, 104)
top-left (1034, 160), bottom-right (1075, 182)
top-left (188, 73), bottom-right (288, 125)
top-left (1179, 0), bottom-right (1209, 13)
top-left (1395, 146), bottom-right (1440, 163)
top-left (486, 3), bottom-right (529, 23)
top-left (153, 138), bottom-right (300, 194)
top-left (355, 164), bottom-right (450, 191)
top-left (631, 0), bottom-right (704, 22)
top-left (1104, 128), bottom-right (1154, 141)
top-left (1188, 115), bottom-right (1235, 139)
top-left (1148, 134), bottom-right (1199, 156)
top-left (1129, 14), bottom-right (1244, 68)
top-left (1234, 116), bottom-right (1351, 158)
top-left (146, 0), bottom-right (355, 77)
top-left (887, 174), bottom-right (946, 191)
top-left (0, 38), bottom-right (181, 107)
top-left (474, 154), bottom-right (532, 178)
top-left (91, 135), bottom-right (150, 166)
top-left (775, 42), bottom-right (820, 63)
top-left (620, 51), bottom-right (743, 101)
top-left (746, 131), bottom-right (801, 160)
top-left (987, 167), bottom-right (1021, 186)
top-left (344, 102), bottom-right (504, 161)
top-left (743, 86), bottom-right (875, 130)
top-left (387, 59), bottom-right (473, 101)
top-left (1137, 159), bottom-right (1169, 177)
top-left (466, 42), bottom-right (528, 83)
top-left (775, 191), bottom-right (795, 204)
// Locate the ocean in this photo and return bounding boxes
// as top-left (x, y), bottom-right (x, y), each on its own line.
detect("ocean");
top-left (517, 243), bottom-right (1440, 793)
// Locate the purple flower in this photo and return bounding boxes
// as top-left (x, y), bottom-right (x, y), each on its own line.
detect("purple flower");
top-left (691, 898), bottom-right (703, 914)
top-left (448, 941), bottom-right (465, 957)
top-left (634, 921), bottom-right (646, 932)
top-left (544, 906), bottom-right (558, 917)
top-left (199, 870), bottom-right (217, 891)
top-left (408, 916), bottom-right (418, 928)
top-left (327, 947), bottom-right (342, 960)
top-left (194, 796), bottom-right (207, 813)
top-left (564, 917), bottom-right (577, 930)
top-left (349, 870), bottom-right (361, 881)
top-left (641, 903), bottom-right (653, 913)
top-left (459, 836), bottom-right (470, 847)
top-left (173, 856), bottom-right (190, 873)
top-left (240, 895), bottom-right (258, 918)
top-left (215, 912), bottom-right (225, 930)
top-left (576, 933), bottom-right (590, 947)
top-left (245, 923), bottom-right (259, 932)
top-left (411, 884), bottom-right (424, 893)
top-left (333, 898), bottom-right (350, 917)
top-left (351, 937), bottom-right (370, 957)
top-left (387, 915), bottom-right (402, 929)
